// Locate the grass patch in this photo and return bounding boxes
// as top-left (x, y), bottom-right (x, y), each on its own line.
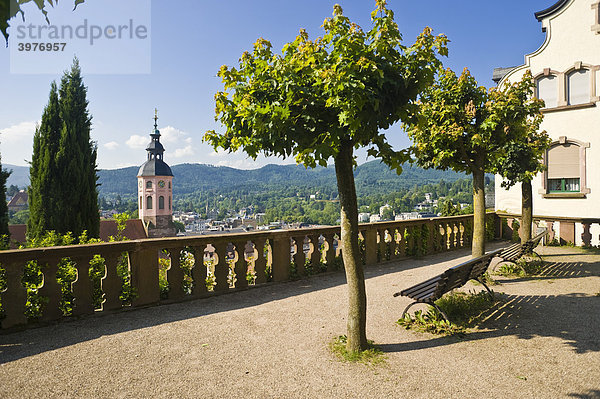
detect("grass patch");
top-left (329, 335), bottom-right (386, 364)
top-left (495, 259), bottom-right (544, 277)
top-left (594, 292), bottom-right (600, 297)
top-left (397, 291), bottom-right (499, 336)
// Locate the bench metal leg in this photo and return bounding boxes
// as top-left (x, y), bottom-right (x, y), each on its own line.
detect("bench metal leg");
top-left (401, 301), bottom-right (450, 324)
top-left (532, 251), bottom-right (544, 263)
top-left (476, 277), bottom-right (494, 300)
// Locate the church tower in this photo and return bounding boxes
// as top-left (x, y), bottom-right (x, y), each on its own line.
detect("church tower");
top-left (137, 109), bottom-right (176, 237)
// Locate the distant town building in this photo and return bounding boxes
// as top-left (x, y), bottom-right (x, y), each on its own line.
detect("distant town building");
top-left (137, 110), bottom-right (176, 237)
top-left (358, 212), bottom-right (371, 223)
top-left (7, 190), bottom-right (28, 213)
top-left (494, 0), bottom-right (600, 244)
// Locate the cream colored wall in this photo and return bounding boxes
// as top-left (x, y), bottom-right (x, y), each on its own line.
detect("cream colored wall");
top-left (495, 0), bottom-right (600, 236)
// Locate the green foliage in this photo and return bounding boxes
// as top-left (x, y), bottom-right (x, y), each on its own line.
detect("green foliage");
top-left (495, 259), bottom-right (544, 277)
top-left (28, 59), bottom-right (99, 240)
top-left (9, 209), bottom-right (29, 225)
top-left (511, 219), bottom-right (521, 243)
top-left (1, 0), bottom-right (85, 43)
top-left (397, 291), bottom-right (497, 336)
top-left (329, 335), bottom-right (385, 364)
top-left (438, 199), bottom-right (461, 216)
top-left (0, 153), bottom-right (10, 238)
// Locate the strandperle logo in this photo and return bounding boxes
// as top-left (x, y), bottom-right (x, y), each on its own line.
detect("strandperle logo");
top-left (15, 19), bottom-right (148, 45)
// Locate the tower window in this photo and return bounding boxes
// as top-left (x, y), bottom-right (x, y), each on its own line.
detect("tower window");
top-left (146, 181), bottom-right (153, 189)
top-left (169, 196), bottom-right (171, 210)
top-left (159, 196), bottom-right (165, 210)
top-left (147, 196), bottom-right (153, 209)
top-left (139, 196), bottom-right (142, 209)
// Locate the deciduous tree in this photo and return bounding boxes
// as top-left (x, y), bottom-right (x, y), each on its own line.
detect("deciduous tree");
top-left (405, 68), bottom-right (541, 257)
top-left (493, 72), bottom-right (548, 243)
top-left (204, 1), bottom-right (447, 352)
top-left (0, 151), bottom-right (10, 242)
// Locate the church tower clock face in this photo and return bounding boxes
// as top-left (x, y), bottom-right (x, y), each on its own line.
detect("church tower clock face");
top-left (158, 180), bottom-right (165, 188)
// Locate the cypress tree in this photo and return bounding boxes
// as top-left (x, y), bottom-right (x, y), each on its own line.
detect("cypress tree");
top-left (0, 151), bottom-right (10, 241)
top-left (28, 59), bottom-right (99, 239)
top-left (28, 81), bottom-right (62, 239)
top-left (55, 58), bottom-right (99, 238)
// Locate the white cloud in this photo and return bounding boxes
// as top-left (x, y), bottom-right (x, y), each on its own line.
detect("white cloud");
top-left (160, 125), bottom-right (191, 144)
top-left (125, 134), bottom-right (148, 149)
top-left (104, 141), bottom-right (119, 150)
top-left (0, 120), bottom-right (38, 165)
top-left (174, 145), bottom-right (194, 158)
top-left (0, 120), bottom-right (37, 144)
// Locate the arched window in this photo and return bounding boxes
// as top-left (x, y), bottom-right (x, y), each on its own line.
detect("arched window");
top-left (139, 196), bottom-right (142, 209)
top-left (147, 196), bottom-right (153, 209)
top-left (159, 196), bottom-right (165, 209)
top-left (536, 75), bottom-right (558, 108)
top-left (146, 181), bottom-right (153, 189)
top-left (169, 196), bottom-right (171, 210)
top-left (567, 69), bottom-right (590, 105)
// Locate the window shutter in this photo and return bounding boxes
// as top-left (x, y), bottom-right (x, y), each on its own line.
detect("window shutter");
top-left (537, 75), bottom-right (558, 108)
top-left (567, 69), bottom-right (590, 105)
top-left (548, 144), bottom-right (580, 178)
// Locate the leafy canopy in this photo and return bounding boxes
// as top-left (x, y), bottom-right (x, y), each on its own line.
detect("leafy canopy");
top-left (405, 68), bottom-right (544, 174)
top-left (204, 1), bottom-right (448, 171)
top-left (1, 0), bottom-right (85, 43)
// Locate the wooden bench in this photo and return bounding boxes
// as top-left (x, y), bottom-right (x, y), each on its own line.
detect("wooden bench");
top-left (492, 227), bottom-right (548, 272)
top-left (393, 249), bottom-right (503, 322)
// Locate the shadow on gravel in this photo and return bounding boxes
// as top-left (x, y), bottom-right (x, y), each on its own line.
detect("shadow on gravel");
top-left (0, 246), bottom-right (500, 364)
top-left (568, 389), bottom-right (600, 399)
top-left (496, 261), bottom-right (597, 282)
top-left (383, 291), bottom-right (600, 355)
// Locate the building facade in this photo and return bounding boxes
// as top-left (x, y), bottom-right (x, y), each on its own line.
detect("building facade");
top-left (494, 0), bottom-right (600, 244)
top-left (137, 111), bottom-right (176, 237)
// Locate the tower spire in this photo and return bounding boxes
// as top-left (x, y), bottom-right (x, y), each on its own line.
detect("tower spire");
top-left (154, 108), bottom-right (158, 130)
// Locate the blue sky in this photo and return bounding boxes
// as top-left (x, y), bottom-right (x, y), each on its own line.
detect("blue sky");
top-left (0, 0), bottom-right (553, 170)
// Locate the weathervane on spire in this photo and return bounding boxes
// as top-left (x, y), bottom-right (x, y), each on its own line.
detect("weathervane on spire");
top-left (154, 108), bottom-right (158, 130)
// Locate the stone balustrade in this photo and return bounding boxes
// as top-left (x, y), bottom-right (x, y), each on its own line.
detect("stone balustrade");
top-left (496, 212), bottom-right (600, 247)
top-left (0, 214), bottom-right (483, 330)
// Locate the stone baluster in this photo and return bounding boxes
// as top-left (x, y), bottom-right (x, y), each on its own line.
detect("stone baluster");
top-left (426, 222), bottom-right (435, 254)
top-left (130, 247), bottom-right (160, 307)
top-left (70, 255), bottom-right (94, 316)
top-left (212, 241), bottom-right (230, 292)
top-left (253, 238), bottom-right (269, 284)
top-left (38, 258), bottom-right (62, 322)
top-left (363, 228), bottom-right (377, 265)
top-left (271, 234), bottom-right (291, 282)
top-left (191, 246), bottom-right (208, 296)
top-left (397, 228), bottom-right (407, 258)
top-left (306, 235), bottom-right (321, 272)
top-left (322, 233), bottom-right (335, 271)
top-left (233, 241), bottom-right (249, 289)
top-left (581, 221), bottom-right (592, 247)
top-left (1, 261), bottom-right (28, 329)
top-left (102, 252), bottom-right (124, 311)
top-left (447, 222), bottom-right (456, 250)
top-left (290, 235), bottom-right (306, 275)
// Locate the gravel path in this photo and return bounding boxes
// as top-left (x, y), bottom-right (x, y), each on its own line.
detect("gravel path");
top-left (1, 243), bottom-right (599, 398)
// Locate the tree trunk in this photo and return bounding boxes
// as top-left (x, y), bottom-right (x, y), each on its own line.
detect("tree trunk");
top-left (472, 167), bottom-right (486, 258)
top-left (521, 180), bottom-right (533, 244)
top-left (334, 139), bottom-right (368, 353)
